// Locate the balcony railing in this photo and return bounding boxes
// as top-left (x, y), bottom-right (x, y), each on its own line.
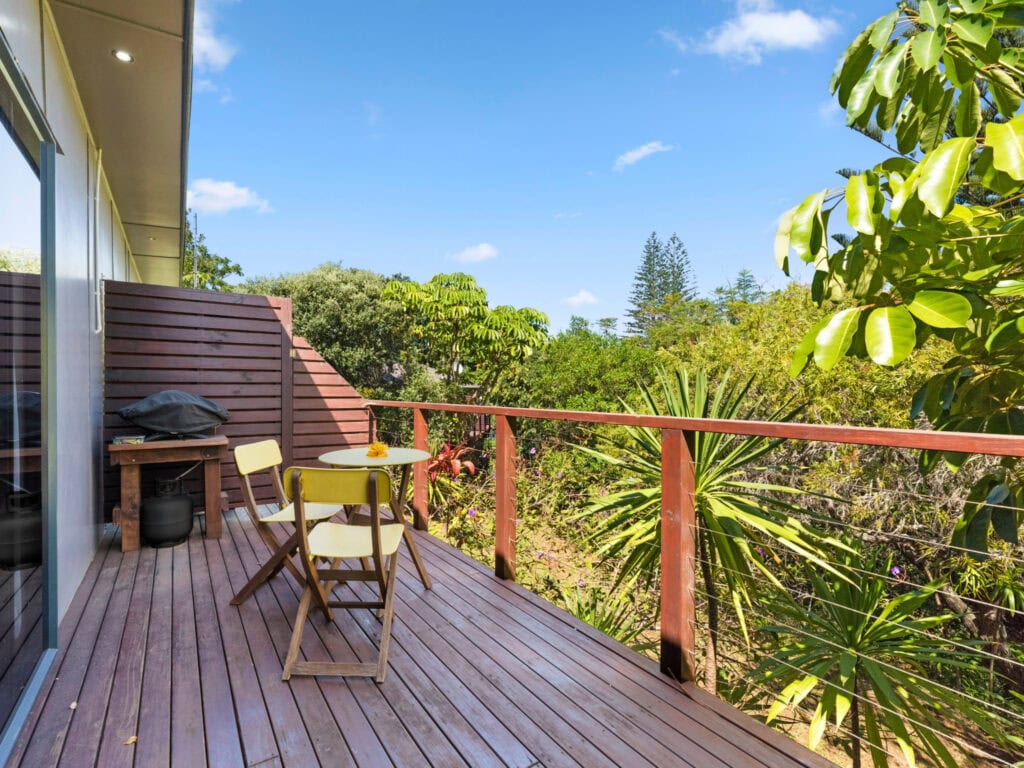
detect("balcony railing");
top-left (366, 400), bottom-right (1024, 680)
top-left (367, 399), bottom-right (1024, 765)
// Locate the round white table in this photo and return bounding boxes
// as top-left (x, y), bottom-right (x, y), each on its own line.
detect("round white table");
top-left (318, 447), bottom-right (432, 589)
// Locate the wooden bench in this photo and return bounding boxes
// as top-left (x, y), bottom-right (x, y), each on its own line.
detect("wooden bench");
top-left (108, 435), bottom-right (229, 552)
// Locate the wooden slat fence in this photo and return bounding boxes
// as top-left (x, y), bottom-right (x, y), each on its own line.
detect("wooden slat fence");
top-left (103, 281), bottom-right (369, 516)
top-left (0, 272), bottom-right (40, 396)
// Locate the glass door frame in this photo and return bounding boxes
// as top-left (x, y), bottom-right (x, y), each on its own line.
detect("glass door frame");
top-left (0, 26), bottom-right (59, 763)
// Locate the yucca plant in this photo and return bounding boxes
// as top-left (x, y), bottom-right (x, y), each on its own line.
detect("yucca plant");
top-left (562, 584), bottom-right (657, 653)
top-left (753, 549), bottom-right (1014, 768)
top-left (575, 366), bottom-right (844, 692)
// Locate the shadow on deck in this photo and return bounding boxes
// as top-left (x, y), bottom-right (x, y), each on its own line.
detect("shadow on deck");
top-left (6, 509), bottom-right (834, 767)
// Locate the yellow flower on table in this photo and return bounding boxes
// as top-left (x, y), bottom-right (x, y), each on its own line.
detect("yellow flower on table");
top-left (366, 442), bottom-right (389, 458)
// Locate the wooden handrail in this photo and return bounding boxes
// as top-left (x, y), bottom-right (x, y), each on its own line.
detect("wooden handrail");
top-left (366, 399), bottom-right (1024, 457)
top-left (367, 398), bottom-right (1024, 683)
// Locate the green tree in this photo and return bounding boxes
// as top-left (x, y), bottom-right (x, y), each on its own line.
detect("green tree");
top-left (626, 232), bottom-right (697, 335)
top-left (382, 272), bottom-right (548, 397)
top-left (241, 263), bottom-right (414, 394)
top-left (182, 210), bottom-right (243, 290)
top-left (775, 0), bottom-right (1024, 555)
top-left (713, 269), bottom-right (765, 321)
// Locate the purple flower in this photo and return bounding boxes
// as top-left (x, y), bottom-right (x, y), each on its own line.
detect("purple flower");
top-left (577, 579), bottom-right (586, 588)
top-left (529, 447), bottom-right (536, 455)
top-left (890, 565), bottom-right (901, 577)
top-left (537, 551), bottom-right (546, 560)
top-left (514, 519), bottom-right (521, 527)
top-left (755, 546), bottom-right (765, 557)
top-left (535, 469), bottom-right (542, 477)
top-left (481, 452), bottom-right (489, 459)
top-left (467, 508), bottom-right (478, 517)
top-left (557, 472), bottom-right (564, 479)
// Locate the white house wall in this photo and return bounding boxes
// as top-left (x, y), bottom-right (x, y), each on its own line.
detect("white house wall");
top-left (1, 0), bottom-right (141, 619)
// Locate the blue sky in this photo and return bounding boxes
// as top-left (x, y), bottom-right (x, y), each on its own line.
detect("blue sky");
top-left (187, 0), bottom-right (897, 332)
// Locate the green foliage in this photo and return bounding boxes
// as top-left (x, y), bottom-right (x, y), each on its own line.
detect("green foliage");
top-left (182, 211), bottom-right (243, 290)
top-left (383, 272), bottom-right (548, 397)
top-left (241, 263), bottom-right (415, 393)
top-left (561, 585), bottom-right (657, 651)
top-left (499, 317), bottom-right (658, 439)
top-left (777, 0), bottom-right (1024, 554)
top-left (753, 549), bottom-right (1011, 768)
top-left (626, 232), bottom-right (696, 335)
top-left (575, 367), bottom-right (840, 636)
top-left (713, 269), bottom-right (766, 321)
top-left (0, 249), bottom-right (40, 273)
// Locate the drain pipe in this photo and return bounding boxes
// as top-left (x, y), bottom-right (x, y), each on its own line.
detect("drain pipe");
top-left (93, 147), bottom-right (103, 335)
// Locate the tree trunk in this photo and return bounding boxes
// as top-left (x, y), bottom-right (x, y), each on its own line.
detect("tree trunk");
top-left (851, 692), bottom-right (861, 768)
top-left (698, 528), bottom-right (718, 695)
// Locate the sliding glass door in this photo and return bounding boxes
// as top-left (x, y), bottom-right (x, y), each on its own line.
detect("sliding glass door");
top-left (0, 51), bottom-right (49, 743)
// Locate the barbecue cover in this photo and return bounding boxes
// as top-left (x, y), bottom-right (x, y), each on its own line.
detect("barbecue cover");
top-left (117, 390), bottom-right (230, 438)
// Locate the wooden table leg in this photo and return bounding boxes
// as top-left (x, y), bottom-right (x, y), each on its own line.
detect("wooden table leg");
top-left (120, 464), bottom-right (141, 552)
top-left (394, 465), bottom-right (431, 590)
top-left (204, 457), bottom-right (222, 539)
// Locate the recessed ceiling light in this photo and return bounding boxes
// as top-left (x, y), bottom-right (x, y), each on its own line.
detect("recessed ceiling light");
top-left (147, 236), bottom-right (157, 242)
top-left (112, 50), bottom-right (134, 63)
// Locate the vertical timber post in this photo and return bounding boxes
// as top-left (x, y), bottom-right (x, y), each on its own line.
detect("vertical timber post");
top-left (278, 298), bottom-right (295, 469)
top-left (494, 414), bottom-right (517, 580)
top-left (660, 428), bottom-right (696, 682)
top-left (412, 407), bottom-right (429, 530)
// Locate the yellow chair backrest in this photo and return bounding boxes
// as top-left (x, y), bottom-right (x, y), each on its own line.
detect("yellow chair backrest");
top-left (234, 439), bottom-right (283, 476)
top-left (282, 467), bottom-right (391, 506)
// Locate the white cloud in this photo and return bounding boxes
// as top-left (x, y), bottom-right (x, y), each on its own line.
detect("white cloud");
top-left (661, 1), bottom-right (839, 65)
top-left (193, 1), bottom-right (237, 72)
top-left (452, 243), bottom-right (498, 263)
top-left (187, 179), bottom-right (272, 215)
top-left (194, 78), bottom-right (217, 93)
top-left (658, 28), bottom-right (688, 54)
top-left (613, 141), bottom-right (673, 171)
top-left (564, 289), bottom-right (598, 309)
top-left (817, 98), bottom-right (841, 124)
top-left (554, 211), bottom-right (582, 220)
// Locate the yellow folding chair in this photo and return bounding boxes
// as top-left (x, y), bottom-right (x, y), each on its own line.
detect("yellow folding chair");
top-left (281, 467), bottom-right (403, 683)
top-left (230, 440), bottom-right (342, 606)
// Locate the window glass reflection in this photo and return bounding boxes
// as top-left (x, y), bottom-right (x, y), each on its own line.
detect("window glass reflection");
top-left (0, 85), bottom-right (44, 729)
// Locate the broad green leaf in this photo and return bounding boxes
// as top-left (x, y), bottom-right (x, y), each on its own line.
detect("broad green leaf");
top-left (966, 504), bottom-right (993, 555)
top-left (869, 10), bottom-right (899, 50)
top-left (942, 49), bottom-right (977, 88)
top-left (775, 206), bottom-right (795, 272)
top-left (813, 308), bottom-right (863, 370)
top-left (914, 137), bottom-right (976, 217)
top-left (835, 28), bottom-right (878, 104)
top-left (874, 42), bottom-right (906, 98)
top-left (954, 81), bottom-right (981, 137)
top-left (919, 88), bottom-right (956, 153)
top-left (959, 0), bottom-right (985, 12)
top-left (992, 279), bottom-right (1024, 296)
top-left (992, 504), bottom-right (1020, 545)
top-left (864, 306), bottom-right (917, 366)
top-left (918, 0), bottom-right (948, 28)
top-left (990, 68), bottom-right (1024, 116)
top-left (985, 316), bottom-right (1024, 351)
top-left (911, 30), bottom-right (944, 72)
top-left (952, 14), bottom-right (995, 47)
top-left (906, 290), bottom-right (972, 328)
top-left (789, 190), bottom-right (826, 263)
top-left (846, 69), bottom-right (877, 123)
top-left (985, 115), bottom-right (1024, 180)
top-left (975, 146), bottom-right (1023, 196)
top-left (789, 317), bottom-right (829, 378)
top-left (845, 174), bottom-right (877, 234)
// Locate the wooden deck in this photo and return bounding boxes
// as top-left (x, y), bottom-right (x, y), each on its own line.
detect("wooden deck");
top-left (6, 509), bottom-right (833, 768)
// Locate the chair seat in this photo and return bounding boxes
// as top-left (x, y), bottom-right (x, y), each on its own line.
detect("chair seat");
top-left (308, 521), bottom-right (404, 559)
top-left (261, 501), bottom-right (341, 524)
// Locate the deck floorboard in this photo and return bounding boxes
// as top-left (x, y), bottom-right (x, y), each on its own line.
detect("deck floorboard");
top-left (6, 509), bottom-right (835, 768)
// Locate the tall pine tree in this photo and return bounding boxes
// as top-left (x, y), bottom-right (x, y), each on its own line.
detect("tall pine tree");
top-left (626, 231), bottom-right (695, 335)
top-left (626, 232), bottom-right (664, 335)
